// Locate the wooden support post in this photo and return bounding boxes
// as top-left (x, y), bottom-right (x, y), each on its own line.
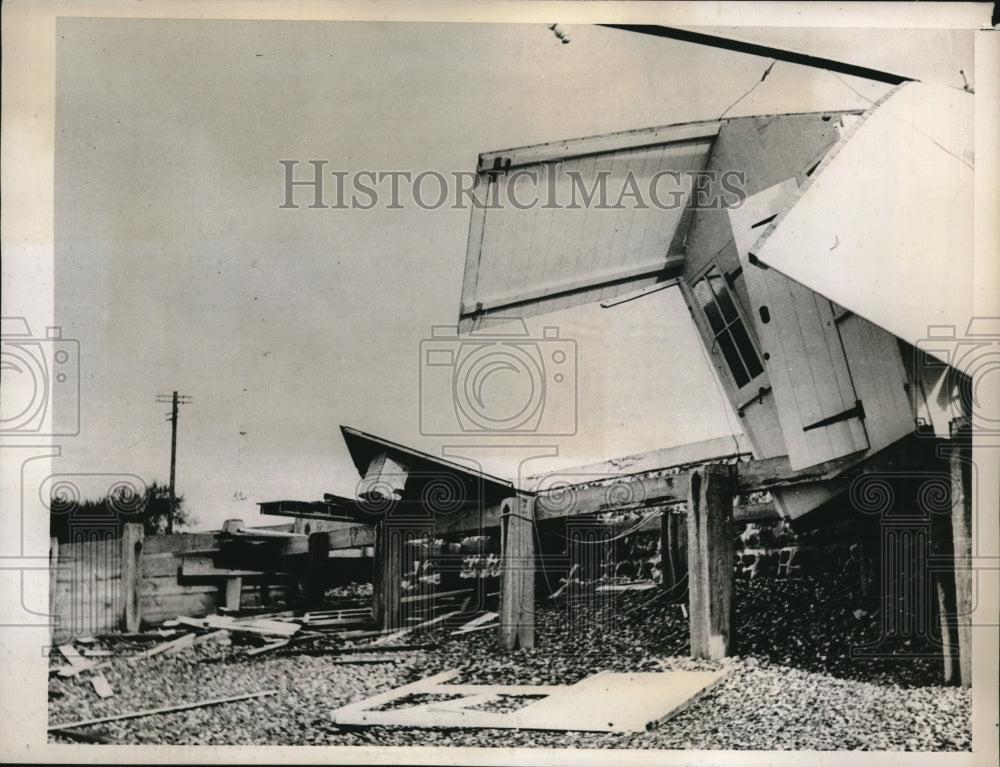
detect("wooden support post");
top-left (686, 465), bottom-right (735, 660)
top-left (306, 531), bottom-right (331, 605)
top-left (373, 521), bottom-right (403, 630)
top-left (120, 523), bottom-right (144, 632)
top-left (49, 536), bottom-right (60, 641)
top-left (225, 577), bottom-right (243, 611)
top-left (500, 496), bottom-right (535, 650)
top-left (660, 509), bottom-right (686, 597)
top-left (950, 424), bottom-right (973, 687)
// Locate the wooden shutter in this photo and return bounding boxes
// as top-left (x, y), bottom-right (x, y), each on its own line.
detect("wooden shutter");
top-left (728, 180), bottom-right (869, 470)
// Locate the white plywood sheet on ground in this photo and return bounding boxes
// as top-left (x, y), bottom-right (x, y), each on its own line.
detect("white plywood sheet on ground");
top-left (331, 668), bottom-right (726, 732)
top-left (749, 82), bottom-right (975, 373)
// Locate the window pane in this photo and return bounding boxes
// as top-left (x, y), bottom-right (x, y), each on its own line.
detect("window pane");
top-left (730, 321), bottom-right (764, 379)
top-left (694, 279), bottom-right (727, 335)
top-left (710, 278), bottom-right (741, 325)
top-left (717, 331), bottom-right (750, 387)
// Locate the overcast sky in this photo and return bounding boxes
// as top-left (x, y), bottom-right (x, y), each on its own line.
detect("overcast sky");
top-left (52, 19), bottom-right (972, 531)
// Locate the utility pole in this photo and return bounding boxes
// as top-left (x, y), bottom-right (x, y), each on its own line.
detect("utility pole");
top-left (155, 391), bottom-right (192, 534)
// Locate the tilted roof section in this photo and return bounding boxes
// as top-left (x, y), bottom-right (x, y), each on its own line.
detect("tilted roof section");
top-left (458, 111), bottom-right (860, 334)
top-left (748, 82), bottom-right (976, 373)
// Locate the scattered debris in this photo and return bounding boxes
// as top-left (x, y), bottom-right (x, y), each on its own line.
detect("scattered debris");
top-left (400, 588), bottom-right (471, 605)
top-left (176, 614), bottom-right (299, 637)
top-left (129, 631), bottom-right (196, 662)
top-left (90, 674), bottom-right (114, 699)
top-left (548, 564), bottom-right (580, 599)
top-left (451, 612), bottom-right (499, 635)
top-left (48, 689), bottom-right (279, 732)
top-left (596, 582), bottom-right (656, 592)
top-left (328, 655), bottom-right (404, 665)
top-left (245, 639), bottom-right (290, 657)
top-left (192, 629), bottom-right (231, 646)
top-left (49, 728), bottom-right (119, 745)
top-left (373, 610), bottom-right (460, 646)
top-left (55, 644), bottom-right (104, 678)
top-left (331, 668), bottom-right (727, 732)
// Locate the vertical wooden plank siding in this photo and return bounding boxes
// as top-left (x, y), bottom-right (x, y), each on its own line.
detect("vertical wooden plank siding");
top-left (835, 312), bottom-right (914, 452)
top-left (500, 496), bottom-right (535, 650)
top-left (730, 181), bottom-right (869, 470)
top-left (120, 524), bottom-right (144, 632)
top-left (686, 465), bottom-right (735, 659)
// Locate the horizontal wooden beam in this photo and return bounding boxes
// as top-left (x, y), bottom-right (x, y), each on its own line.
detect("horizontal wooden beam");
top-left (478, 120), bottom-right (721, 171)
top-left (462, 256), bottom-right (685, 317)
top-left (535, 472), bottom-right (690, 521)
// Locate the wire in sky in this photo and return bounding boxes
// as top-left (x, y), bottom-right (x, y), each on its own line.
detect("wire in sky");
top-left (719, 60), bottom-right (777, 120)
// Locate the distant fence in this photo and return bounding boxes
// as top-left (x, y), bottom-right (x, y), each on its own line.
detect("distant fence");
top-left (50, 525), bottom-right (293, 643)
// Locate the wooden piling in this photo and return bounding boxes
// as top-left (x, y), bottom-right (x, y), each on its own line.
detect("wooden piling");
top-left (49, 536), bottom-right (60, 640)
top-left (660, 509), bottom-right (686, 596)
top-left (373, 521), bottom-right (402, 630)
top-left (224, 577), bottom-right (243, 611)
top-left (306, 531), bottom-right (331, 604)
top-left (500, 496), bottom-right (535, 650)
top-left (950, 424), bottom-right (973, 687)
top-left (120, 523), bottom-right (144, 632)
top-left (686, 465), bottom-right (735, 660)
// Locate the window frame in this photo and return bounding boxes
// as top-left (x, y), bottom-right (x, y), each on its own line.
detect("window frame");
top-left (689, 262), bottom-right (766, 396)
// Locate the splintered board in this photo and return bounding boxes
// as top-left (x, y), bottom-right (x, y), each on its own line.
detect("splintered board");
top-left (331, 668), bottom-right (726, 732)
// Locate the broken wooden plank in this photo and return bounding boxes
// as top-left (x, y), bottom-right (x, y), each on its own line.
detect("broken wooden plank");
top-left (245, 639), bottom-right (290, 657)
top-left (55, 644), bottom-right (104, 677)
top-left (452, 611), bottom-right (499, 634)
top-left (128, 631), bottom-right (196, 662)
top-left (548, 564), bottom-right (580, 599)
top-left (57, 644), bottom-right (90, 669)
top-left (181, 556), bottom-right (268, 578)
top-left (449, 622), bottom-right (498, 636)
top-left (330, 669), bottom-right (727, 732)
top-left (399, 588), bottom-right (472, 605)
top-left (328, 655), bottom-right (405, 665)
top-left (91, 674), bottom-right (114, 699)
top-left (56, 661), bottom-right (109, 679)
top-left (49, 727), bottom-right (120, 744)
top-left (175, 614), bottom-right (299, 637)
top-left (595, 582), bottom-right (657, 592)
top-left (192, 629), bottom-right (231, 645)
top-left (305, 643), bottom-right (436, 655)
top-left (303, 608), bottom-right (371, 622)
top-left (372, 610), bottom-right (460, 646)
top-left (49, 690), bottom-right (279, 731)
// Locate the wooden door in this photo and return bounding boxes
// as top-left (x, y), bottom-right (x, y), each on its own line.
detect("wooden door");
top-left (728, 180), bottom-right (869, 470)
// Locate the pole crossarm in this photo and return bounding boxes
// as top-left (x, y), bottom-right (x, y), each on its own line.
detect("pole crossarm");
top-left (155, 391), bottom-right (192, 534)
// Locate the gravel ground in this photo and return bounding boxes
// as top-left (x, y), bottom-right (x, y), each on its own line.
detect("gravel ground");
top-left (48, 576), bottom-right (971, 750)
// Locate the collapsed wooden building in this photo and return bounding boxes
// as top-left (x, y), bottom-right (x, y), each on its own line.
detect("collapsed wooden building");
top-left (51, 72), bottom-right (982, 689)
